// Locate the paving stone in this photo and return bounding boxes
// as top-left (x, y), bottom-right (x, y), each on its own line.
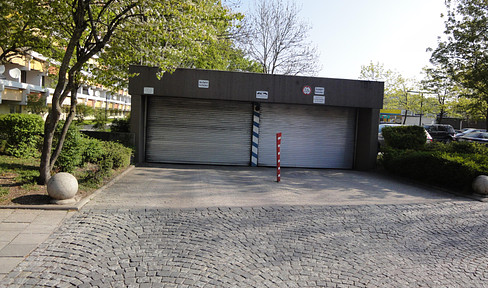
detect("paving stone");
top-left (4, 210), bottom-right (41, 223)
top-left (0, 244), bottom-right (38, 257)
top-left (2, 202), bottom-right (488, 286)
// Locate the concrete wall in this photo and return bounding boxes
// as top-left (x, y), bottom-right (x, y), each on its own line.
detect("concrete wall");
top-left (355, 108), bottom-right (380, 170)
top-left (129, 66), bottom-right (384, 109)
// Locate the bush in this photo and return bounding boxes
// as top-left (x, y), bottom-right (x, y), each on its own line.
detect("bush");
top-left (111, 115), bottom-right (130, 132)
top-left (54, 122), bottom-right (131, 175)
top-left (380, 144), bottom-right (488, 193)
top-left (55, 123), bottom-right (85, 172)
top-left (81, 137), bottom-right (104, 164)
top-left (382, 125), bottom-right (426, 150)
top-left (93, 109), bottom-right (108, 131)
top-left (102, 141), bottom-right (131, 169)
top-left (78, 140), bottom-right (131, 187)
top-left (75, 104), bottom-right (94, 124)
top-left (0, 113), bottom-right (44, 158)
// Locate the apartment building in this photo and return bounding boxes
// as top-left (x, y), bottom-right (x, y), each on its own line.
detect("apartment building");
top-left (0, 51), bottom-right (131, 116)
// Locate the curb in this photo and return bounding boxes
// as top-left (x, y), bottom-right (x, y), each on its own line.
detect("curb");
top-left (0, 165), bottom-right (135, 211)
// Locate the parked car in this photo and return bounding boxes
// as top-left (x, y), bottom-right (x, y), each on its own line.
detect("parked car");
top-left (453, 128), bottom-right (486, 141)
top-left (423, 124), bottom-right (456, 143)
top-left (456, 131), bottom-right (488, 145)
top-left (378, 124), bottom-right (432, 149)
top-left (378, 124), bottom-right (401, 148)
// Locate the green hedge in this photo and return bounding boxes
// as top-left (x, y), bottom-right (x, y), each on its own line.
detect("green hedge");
top-left (55, 123), bottom-right (132, 174)
top-left (55, 124), bottom-right (85, 172)
top-left (0, 113), bottom-right (44, 158)
top-left (382, 125), bottom-right (427, 150)
top-left (380, 142), bottom-right (488, 193)
top-left (111, 115), bottom-right (130, 132)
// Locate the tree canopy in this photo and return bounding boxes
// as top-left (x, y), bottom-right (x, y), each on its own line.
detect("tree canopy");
top-left (1, 0), bottom-right (253, 184)
top-left (236, 0), bottom-right (320, 75)
top-left (430, 0), bottom-right (488, 128)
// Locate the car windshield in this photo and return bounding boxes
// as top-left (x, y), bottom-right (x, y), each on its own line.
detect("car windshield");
top-left (464, 132), bottom-right (483, 138)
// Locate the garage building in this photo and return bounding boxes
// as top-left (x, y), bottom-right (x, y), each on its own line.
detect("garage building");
top-left (129, 66), bottom-right (384, 170)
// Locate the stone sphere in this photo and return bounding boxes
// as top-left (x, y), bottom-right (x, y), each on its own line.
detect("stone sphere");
top-left (47, 172), bottom-right (78, 200)
top-left (472, 175), bottom-right (488, 195)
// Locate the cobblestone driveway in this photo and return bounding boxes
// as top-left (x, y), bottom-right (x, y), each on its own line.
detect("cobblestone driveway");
top-left (2, 201), bottom-right (488, 287)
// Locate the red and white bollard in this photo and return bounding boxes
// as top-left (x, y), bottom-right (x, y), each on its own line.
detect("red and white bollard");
top-left (276, 132), bottom-right (282, 182)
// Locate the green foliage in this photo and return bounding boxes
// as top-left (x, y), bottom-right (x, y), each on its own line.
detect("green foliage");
top-left (0, 187), bottom-right (8, 198)
top-left (55, 124), bottom-right (131, 174)
top-left (91, 0), bottom-right (244, 88)
top-left (0, 0), bottom-right (54, 62)
top-left (102, 142), bottom-right (131, 169)
top-left (75, 104), bottom-right (94, 124)
top-left (420, 67), bottom-right (458, 122)
top-left (93, 109), bottom-right (108, 131)
top-left (381, 141), bottom-right (488, 193)
top-left (26, 94), bottom-right (48, 115)
top-left (430, 0), bottom-right (488, 127)
top-left (0, 113), bottom-right (44, 158)
top-left (381, 126), bottom-right (426, 150)
top-left (111, 115), bottom-right (130, 132)
top-left (81, 137), bottom-right (104, 164)
top-left (54, 124), bottom-right (84, 173)
top-left (79, 140), bottom-right (131, 187)
top-left (359, 62), bottom-right (426, 115)
top-left (0, 139), bottom-right (6, 154)
top-left (3, 0), bottom-right (248, 184)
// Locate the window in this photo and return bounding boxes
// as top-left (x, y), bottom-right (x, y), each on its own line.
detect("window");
top-left (21, 70), bottom-right (27, 83)
top-left (9, 105), bottom-right (21, 113)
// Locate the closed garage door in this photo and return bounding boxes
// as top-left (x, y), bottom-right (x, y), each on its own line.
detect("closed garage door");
top-left (146, 97), bottom-right (252, 165)
top-left (258, 103), bottom-right (356, 168)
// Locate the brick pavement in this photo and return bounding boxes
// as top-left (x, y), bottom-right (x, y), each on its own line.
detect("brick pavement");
top-left (2, 201), bottom-right (488, 287)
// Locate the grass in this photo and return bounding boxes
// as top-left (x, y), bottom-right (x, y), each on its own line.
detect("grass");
top-left (0, 187), bottom-right (8, 197)
top-left (0, 154), bottom-right (127, 205)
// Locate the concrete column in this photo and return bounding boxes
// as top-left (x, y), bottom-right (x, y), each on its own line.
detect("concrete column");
top-left (130, 94), bottom-right (146, 164)
top-left (354, 108), bottom-right (380, 170)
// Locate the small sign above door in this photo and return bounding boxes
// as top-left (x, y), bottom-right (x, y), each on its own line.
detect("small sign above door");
top-left (198, 80), bottom-right (209, 88)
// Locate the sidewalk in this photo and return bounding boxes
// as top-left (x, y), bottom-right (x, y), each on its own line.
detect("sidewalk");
top-left (0, 166), bottom-right (135, 280)
top-left (0, 209), bottom-right (74, 280)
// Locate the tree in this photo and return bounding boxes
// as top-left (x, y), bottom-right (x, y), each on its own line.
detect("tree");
top-left (451, 94), bottom-right (488, 123)
top-left (74, 104), bottom-right (94, 124)
top-left (420, 67), bottom-right (458, 124)
top-left (0, 0), bottom-right (52, 63)
top-left (236, 0), bottom-right (321, 75)
top-left (359, 62), bottom-right (421, 121)
top-left (26, 93), bottom-right (48, 115)
top-left (388, 74), bottom-right (422, 125)
top-left (359, 61), bottom-right (397, 109)
top-left (1, 0), bottom-right (242, 184)
top-left (429, 0), bottom-right (488, 129)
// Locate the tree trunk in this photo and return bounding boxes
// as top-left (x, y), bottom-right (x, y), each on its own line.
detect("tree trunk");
top-left (486, 107), bottom-right (488, 131)
top-left (438, 108), bottom-right (444, 124)
top-left (38, 85), bottom-right (78, 185)
top-left (38, 107), bottom-right (61, 184)
top-left (402, 110), bottom-right (408, 125)
top-left (50, 87), bottom-right (78, 168)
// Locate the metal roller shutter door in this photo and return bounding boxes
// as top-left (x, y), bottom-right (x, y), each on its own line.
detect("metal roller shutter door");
top-left (258, 103), bottom-right (356, 168)
top-left (146, 97), bottom-right (252, 165)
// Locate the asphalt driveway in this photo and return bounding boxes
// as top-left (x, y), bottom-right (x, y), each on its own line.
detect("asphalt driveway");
top-left (85, 164), bottom-right (467, 209)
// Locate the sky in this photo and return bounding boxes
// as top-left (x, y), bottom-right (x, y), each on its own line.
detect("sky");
top-left (235, 0), bottom-right (448, 80)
